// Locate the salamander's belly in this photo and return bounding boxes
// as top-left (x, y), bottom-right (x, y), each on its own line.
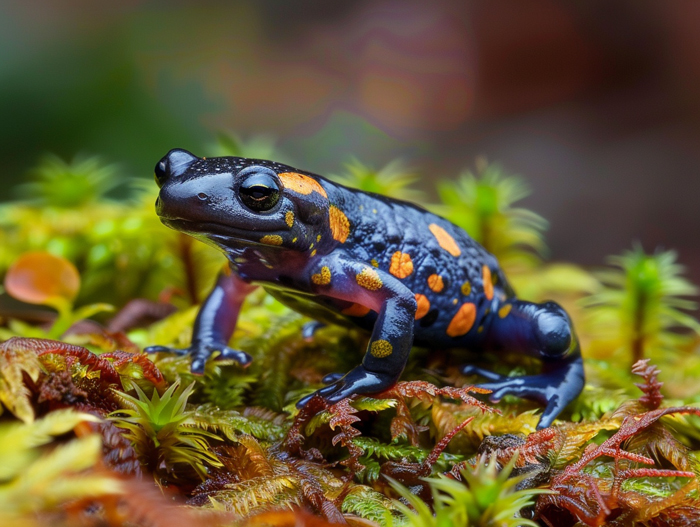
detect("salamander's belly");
top-left (263, 287), bottom-right (357, 329)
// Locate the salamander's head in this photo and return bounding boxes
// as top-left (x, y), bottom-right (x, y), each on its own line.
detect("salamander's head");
top-left (154, 149), bottom-right (337, 254)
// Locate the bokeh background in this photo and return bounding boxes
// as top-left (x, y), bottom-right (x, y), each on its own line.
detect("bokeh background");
top-left (2, 0), bottom-right (699, 282)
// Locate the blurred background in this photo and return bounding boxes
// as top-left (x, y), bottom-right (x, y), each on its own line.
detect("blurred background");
top-left (1, 0), bottom-right (699, 282)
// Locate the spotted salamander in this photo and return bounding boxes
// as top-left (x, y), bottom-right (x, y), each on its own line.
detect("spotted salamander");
top-left (147, 149), bottom-right (585, 429)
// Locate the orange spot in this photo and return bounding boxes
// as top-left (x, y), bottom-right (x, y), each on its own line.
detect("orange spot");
top-left (498, 304), bottom-right (512, 318)
top-left (278, 172), bottom-right (328, 198)
top-left (414, 294), bottom-right (430, 319)
top-left (285, 211), bottom-right (295, 228)
top-left (329, 205), bottom-right (350, 243)
top-left (446, 303), bottom-right (477, 337)
top-left (370, 340), bottom-right (393, 358)
top-left (342, 303), bottom-right (371, 317)
top-left (260, 235), bottom-right (283, 246)
top-left (389, 251), bottom-right (413, 279)
top-left (311, 266), bottom-right (331, 285)
top-left (356, 267), bottom-right (383, 291)
top-left (427, 274), bottom-right (444, 293)
top-left (429, 223), bottom-right (461, 257)
top-left (482, 266), bottom-right (494, 300)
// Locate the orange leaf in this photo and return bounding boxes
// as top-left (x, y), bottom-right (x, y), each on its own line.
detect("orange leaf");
top-left (4, 251), bottom-right (80, 306)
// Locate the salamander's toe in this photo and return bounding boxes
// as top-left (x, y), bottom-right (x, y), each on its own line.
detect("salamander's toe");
top-left (144, 345), bottom-right (188, 356)
top-left (322, 372), bottom-right (345, 384)
top-left (216, 347), bottom-right (253, 366)
top-left (537, 395), bottom-right (567, 429)
top-left (296, 366), bottom-right (398, 409)
top-left (461, 364), bottom-right (508, 382)
top-left (190, 357), bottom-right (206, 375)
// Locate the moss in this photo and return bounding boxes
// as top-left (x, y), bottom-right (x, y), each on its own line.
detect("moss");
top-left (0, 149), bottom-right (699, 526)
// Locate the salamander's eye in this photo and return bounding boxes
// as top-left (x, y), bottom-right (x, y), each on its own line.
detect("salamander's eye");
top-left (239, 172), bottom-right (280, 212)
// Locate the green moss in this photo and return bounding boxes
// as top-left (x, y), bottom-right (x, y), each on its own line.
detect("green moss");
top-left (0, 145), bottom-right (699, 525)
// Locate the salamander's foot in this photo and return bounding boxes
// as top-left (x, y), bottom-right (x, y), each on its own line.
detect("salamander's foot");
top-left (461, 355), bottom-right (585, 429)
top-left (144, 341), bottom-right (252, 374)
top-left (302, 321), bottom-right (326, 341)
top-left (297, 366), bottom-right (397, 408)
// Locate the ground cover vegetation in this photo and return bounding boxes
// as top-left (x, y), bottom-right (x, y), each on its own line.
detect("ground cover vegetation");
top-left (1, 136), bottom-right (699, 526)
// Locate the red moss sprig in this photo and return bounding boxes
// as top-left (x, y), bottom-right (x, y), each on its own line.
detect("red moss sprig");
top-left (32, 338), bottom-right (123, 385)
top-left (382, 417), bottom-right (475, 487)
top-left (631, 358), bottom-right (664, 410)
top-left (535, 359), bottom-right (700, 526)
top-left (376, 380), bottom-right (496, 444)
top-left (101, 350), bottom-right (166, 389)
top-left (327, 398), bottom-right (365, 472)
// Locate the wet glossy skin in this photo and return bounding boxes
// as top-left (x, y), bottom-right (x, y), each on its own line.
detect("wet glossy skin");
top-left (147, 149), bottom-right (585, 429)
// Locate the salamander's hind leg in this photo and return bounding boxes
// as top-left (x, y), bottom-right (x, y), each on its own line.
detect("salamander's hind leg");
top-left (461, 299), bottom-right (585, 429)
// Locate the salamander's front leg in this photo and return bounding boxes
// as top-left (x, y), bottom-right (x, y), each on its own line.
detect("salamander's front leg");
top-left (297, 259), bottom-right (417, 407)
top-left (145, 269), bottom-right (257, 373)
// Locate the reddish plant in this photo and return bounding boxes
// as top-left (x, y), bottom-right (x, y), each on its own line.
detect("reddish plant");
top-left (382, 417), bottom-right (475, 486)
top-left (535, 362), bottom-right (700, 526)
top-left (631, 358), bottom-right (664, 410)
top-left (375, 380), bottom-right (495, 445)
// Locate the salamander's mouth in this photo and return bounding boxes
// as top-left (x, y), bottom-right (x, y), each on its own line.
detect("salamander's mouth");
top-left (160, 217), bottom-right (280, 247)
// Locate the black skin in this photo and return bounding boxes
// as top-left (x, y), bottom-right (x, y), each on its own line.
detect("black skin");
top-left (146, 149), bottom-right (585, 429)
